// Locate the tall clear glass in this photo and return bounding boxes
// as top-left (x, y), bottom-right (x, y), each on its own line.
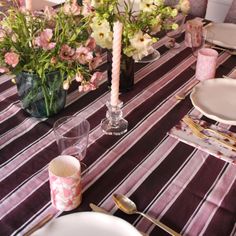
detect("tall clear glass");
top-left (53, 116), bottom-right (90, 172)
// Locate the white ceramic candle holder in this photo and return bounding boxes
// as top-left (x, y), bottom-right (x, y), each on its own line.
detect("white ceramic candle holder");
top-left (101, 101), bottom-right (128, 135)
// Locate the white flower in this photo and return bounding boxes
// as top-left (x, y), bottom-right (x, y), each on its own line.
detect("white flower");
top-left (153, 0), bottom-right (164, 6)
top-left (90, 18), bottom-right (113, 49)
top-left (130, 30), bottom-right (152, 50)
top-left (91, 30), bottom-right (113, 49)
top-left (90, 17), bottom-right (110, 32)
top-left (171, 9), bottom-right (178, 17)
top-left (150, 14), bottom-right (162, 34)
top-left (140, 0), bottom-right (156, 13)
top-left (177, 0), bottom-right (190, 14)
top-left (91, 0), bottom-right (103, 8)
top-left (129, 30), bottom-right (153, 60)
top-left (172, 23), bottom-right (179, 30)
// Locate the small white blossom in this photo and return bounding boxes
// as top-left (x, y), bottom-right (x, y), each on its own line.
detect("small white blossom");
top-left (140, 0), bottom-right (156, 13)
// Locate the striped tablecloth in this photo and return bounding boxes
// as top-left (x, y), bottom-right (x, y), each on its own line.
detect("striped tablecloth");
top-left (1, 33), bottom-right (236, 236)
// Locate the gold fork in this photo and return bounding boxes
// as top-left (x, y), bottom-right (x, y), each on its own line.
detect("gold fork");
top-left (184, 116), bottom-right (236, 143)
top-left (182, 116), bottom-right (236, 151)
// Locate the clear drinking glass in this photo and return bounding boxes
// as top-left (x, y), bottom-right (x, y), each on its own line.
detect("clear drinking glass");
top-left (191, 30), bottom-right (214, 57)
top-left (53, 116), bottom-right (90, 172)
top-left (191, 30), bottom-right (206, 57)
top-left (165, 14), bottom-right (186, 49)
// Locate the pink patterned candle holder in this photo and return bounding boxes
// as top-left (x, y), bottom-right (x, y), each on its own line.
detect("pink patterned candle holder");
top-left (195, 48), bottom-right (218, 81)
top-left (48, 155), bottom-right (82, 211)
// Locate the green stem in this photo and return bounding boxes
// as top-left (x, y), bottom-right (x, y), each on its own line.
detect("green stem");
top-left (41, 84), bottom-right (50, 116)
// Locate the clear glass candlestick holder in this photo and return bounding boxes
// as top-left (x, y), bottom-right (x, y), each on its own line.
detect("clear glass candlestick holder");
top-left (101, 101), bottom-right (128, 135)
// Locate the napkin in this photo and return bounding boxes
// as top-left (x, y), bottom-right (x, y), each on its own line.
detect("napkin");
top-left (169, 119), bottom-right (236, 164)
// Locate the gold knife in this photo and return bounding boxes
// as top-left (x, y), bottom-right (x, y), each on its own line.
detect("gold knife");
top-left (89, 203), bottom-right (149, 236)
top-left (23, 214), bottom-right (53, 236)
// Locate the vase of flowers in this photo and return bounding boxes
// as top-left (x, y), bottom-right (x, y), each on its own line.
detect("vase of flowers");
top-left (87, 0), bottom-right (188, 92)
top-left (16, 71), bottom-right (66, 117)
top-left (0, 1), bottom-right (103, 117)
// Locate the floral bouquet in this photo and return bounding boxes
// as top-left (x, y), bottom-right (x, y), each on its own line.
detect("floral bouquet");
top-left (0, 1), bottom-right (103, 117)
top-left (86, 0), bottom-right (190, 61)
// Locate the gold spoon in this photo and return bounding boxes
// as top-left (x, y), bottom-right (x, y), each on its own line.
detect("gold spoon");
top-left (89, 203), bottom-right (148, 236)
top-left (112, 194), bottom-right (181, 236)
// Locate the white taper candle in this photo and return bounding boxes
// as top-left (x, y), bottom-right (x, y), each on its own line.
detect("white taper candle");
top-left (110, 21), bottom-right (123, 107)
top-left (25, 0), bottom-right (32, 11)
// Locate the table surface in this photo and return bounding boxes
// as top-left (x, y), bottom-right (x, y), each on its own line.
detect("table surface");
top-left (0, 25), bottom-right (236, 236)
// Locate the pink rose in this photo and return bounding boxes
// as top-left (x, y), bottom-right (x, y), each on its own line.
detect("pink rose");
top-left (4, 52), bottom-right (19, 68)
top-left (74, 46), bottom-right (93, 64)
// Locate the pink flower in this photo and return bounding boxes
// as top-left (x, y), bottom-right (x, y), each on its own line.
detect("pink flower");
top-left (82, 3), bottom-right (94, 16)
top-left (74, 72), bottom-right (83, 82)
top-left (44, 6), bottom-right (56, 20)
top-left (34, 29), bottom-right (56, 50)
top-left (4, 52), bottom-right (19, 68)
top-left (74, 46), bottom-right (93, 64)
top-left (63, 2), bottom-right (81, 16)
top-left (59, 44), bottom-right (75, 61)
top-left (0, 66), bottom-right (9, 73)
top-left (85, 38), bottom-right (96, 51)
top-left (79, 83), bottom-right (94, 92)
top-left (50, 56), bottom-right (57, 64)
top-left (0, 29), bottom-right (6, 42)
top-left (90, 72), bottom-right (103, 85)
top-left (89, 54), bottom-right (102, 70)
top-left (79, 72), bottom-right (103, 92)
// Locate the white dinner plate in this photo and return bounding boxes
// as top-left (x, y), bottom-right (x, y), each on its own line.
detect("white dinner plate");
top-left (206, 23), bottom-right (236, 49)
top-left (32, 212), bottom-right (142, 236)
top-left (190, 79), bottom-right (236, 125)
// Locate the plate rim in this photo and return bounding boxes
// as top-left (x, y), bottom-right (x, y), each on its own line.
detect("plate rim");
top-left (32, 211), bottom-right (142, 236)
top-left (206, 23), bottom-right (236, 50)
top-left (190, 78), bottom-right (236, 125)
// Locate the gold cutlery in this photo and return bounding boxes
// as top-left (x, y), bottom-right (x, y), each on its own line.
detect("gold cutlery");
top-left (112, 194), bottom-right (181, 236)
top-left (175, 83), bottom-right (198, 100)
top-left (23, 214), bottom-right (53, 236)
top-left (183, 116), bottom-right (236, 151)
top-left (210, 46), bottom-right (236, 55)
top-left (89, 203), bottom-right (110, 215)
top-left (89, 203), bottom-right (148, 236)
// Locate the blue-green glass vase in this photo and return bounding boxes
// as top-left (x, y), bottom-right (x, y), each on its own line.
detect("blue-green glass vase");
top-left (16, 71), bottom-right (66, 118)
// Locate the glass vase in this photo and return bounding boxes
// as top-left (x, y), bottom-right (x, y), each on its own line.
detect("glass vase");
top-left (107, 51), bottom-right (134, 93)
top-left (16, 71), bottom-right (66, 118)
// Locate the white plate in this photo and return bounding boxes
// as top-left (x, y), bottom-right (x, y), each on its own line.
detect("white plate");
top-left (206, 23), bottom-right (236, 49)
top-left (190, 79), bottom-right (236, 125)
top-left (32, 212), bottom-right (142, 236)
